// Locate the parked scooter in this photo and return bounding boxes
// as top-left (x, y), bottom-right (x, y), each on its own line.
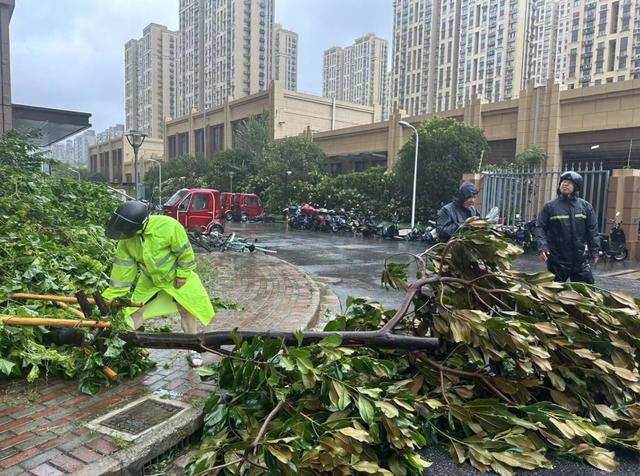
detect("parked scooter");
top-left (421, 220), bottom-right (438, 243)
top-left (513, 214), bottom-right (537, 250)
top-left (597, 212), bottom-right (628, 261)
top-left (378, 215), bottom-right (403, 240)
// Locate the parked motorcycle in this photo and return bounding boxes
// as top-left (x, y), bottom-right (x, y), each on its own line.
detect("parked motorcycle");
top-left (378, 215), bottom-right (402, 240)
top-left (597, 212), bottom-right (628, 261)
top-left (512, 214), bottom-right (537, 249)
top-left (421, 220), bottom-right (438, 243)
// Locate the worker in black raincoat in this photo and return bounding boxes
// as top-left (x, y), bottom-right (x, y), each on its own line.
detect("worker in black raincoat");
top-left (436, 181), bottom-right (481, 242)
top-left (534, 171), bottom-right (599, 284)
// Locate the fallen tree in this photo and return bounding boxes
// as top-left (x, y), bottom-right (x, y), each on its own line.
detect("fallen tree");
top-left (181, 219), bottom-right (640, 476)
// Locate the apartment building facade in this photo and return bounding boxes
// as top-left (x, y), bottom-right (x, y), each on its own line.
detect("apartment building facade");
top-left (177, 0), bottom-right (274, 118)
top-left (273, 23), bottom-right (298, 91)
top-left (391, 0), bottom-right (561, 115)
top-left (322, 34), bottom-right (388, 107)
top-left (125, 23), bottom-right (177, 139)
top-left (555, 0), bottom-right (640, 89)
top-left (73, 129), bottom-right (96, 165)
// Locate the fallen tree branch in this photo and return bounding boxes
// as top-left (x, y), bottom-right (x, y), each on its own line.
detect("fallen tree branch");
top-left (120, 330), bottom-right (439, 351)
top-left (414, 352), bottom-right (515, 405)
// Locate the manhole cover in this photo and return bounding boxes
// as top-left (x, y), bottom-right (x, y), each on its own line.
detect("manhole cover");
top-left (87, 396), bottom-right (190, 441)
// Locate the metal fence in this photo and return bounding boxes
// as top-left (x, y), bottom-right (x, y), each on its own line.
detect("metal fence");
top-left (481, 162), bottom-right (609, 231)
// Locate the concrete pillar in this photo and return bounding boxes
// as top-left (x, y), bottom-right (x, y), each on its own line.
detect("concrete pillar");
top-left (386, 110), bottom-right (406, 168)
top-left (608, 169), bottom-right (640, 259)
top-left (463, 95), bottom-right (482, 129)
top-left (0, 1), bottom-right (14, 135)
top-left (516, 80), bottom-right (562, 170)
top-left (223, 98), bottom-right (232, 151)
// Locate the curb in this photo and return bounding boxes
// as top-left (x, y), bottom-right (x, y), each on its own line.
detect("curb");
top-left (79, 254), bottom-right (338, 475)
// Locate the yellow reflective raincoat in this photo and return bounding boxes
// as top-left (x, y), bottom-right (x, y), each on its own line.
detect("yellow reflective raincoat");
top-left (103, 215), bottom-right (215, 326)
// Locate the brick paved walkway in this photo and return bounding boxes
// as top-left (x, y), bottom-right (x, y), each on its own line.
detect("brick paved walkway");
top-left (0, 253), bottom-right (320, 475)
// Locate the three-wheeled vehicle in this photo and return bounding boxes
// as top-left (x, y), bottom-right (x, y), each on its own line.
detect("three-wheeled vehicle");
top-left (220, 192), bottom-right (266, 222)
top-left (163, 188), bottom-right (224, 233)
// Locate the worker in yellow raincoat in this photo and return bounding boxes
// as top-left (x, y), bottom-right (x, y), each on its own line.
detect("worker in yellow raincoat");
top-left (103, 201), bottom-right (214, 367)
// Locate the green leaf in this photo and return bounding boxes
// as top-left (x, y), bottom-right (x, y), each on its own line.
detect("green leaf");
top-left (319, 334), bottom-right (342, 348)
top-left (295, 329), bottom-right (304, 347)
top-left (352, 460), bottom-right (380, 473)
top-left (332, 381), bottom-right (351, 411)
top-left (0, 358), bottom-right (16, 375)
top-left (375, 401), bottom-right (399, 418)
top-left (357, 396), bottom-right (375, 424)
top-left (337, 427), bottom-right (372, 443)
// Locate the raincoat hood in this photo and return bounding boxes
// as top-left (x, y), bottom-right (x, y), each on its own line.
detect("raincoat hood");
top-left (456, 181), bottom-right (479, 206)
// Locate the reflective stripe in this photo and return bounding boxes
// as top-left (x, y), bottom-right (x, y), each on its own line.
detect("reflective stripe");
top-left (550, 215), bottom-right (570, 220)
top-left (139, 263), bottom-right (151, 277)
top-left (155, 252), bottom-right (173, 266)
top-left (174, 242), bottom-right (191, 254)
top-left (575, 213), bottom-right (587, 219)
top-left (113, 257), bottom-right (135, 266)
top-left (176, 260), bottom-right (196, 269)
top-left (109, 280), bottom-right (133, 288)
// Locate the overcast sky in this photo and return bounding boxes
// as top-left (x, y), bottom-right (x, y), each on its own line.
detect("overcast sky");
top-left (10, 0), bottom-right (392, 134)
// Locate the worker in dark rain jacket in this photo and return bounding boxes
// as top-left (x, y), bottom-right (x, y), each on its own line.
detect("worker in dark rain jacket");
top-left (436, 181), bottom-right (481, 242)
top-left (534, 171), bottom-right (599, 284)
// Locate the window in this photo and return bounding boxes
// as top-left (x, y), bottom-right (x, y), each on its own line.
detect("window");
top-left (178, 193), bottom-right (192, 211)
top-left (191, 194), bottom-right (210, 211)
top-left (244, 196), bottom-right (259, 207)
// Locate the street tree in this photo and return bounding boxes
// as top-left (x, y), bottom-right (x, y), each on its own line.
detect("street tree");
top-left (514, 145), bottom-right (548, 169)
top-left (393, 116), bottom-right (487, 222)
top-left (310, 167), bottom-right (401, 218)
top-left (247, 137), bottom-right (327, 211)
top-left (234, 113), bottom-right (270, 172)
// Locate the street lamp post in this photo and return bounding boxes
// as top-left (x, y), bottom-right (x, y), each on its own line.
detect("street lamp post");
top-left (229, 171), bottom-right (235, 193)
top-left (399, 121), bottom-right (419, 228)
top-left (125, 130), bottom-right (147, 200)
top-left (286, 170), bottom-right (292, 204)
top-left (69, 168), bottom-right (80, 180)
top-left (146, 157), bottom-right (162, 205)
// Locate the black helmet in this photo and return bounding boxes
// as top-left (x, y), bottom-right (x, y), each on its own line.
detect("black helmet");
top-left (558, 171), bottom-right (583, 196)
top-left (105, 201), bottom-right (149, 240)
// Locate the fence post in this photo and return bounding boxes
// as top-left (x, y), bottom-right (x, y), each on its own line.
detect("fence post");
top-left (608, 169), bottom-right (640, 260)
top-left (462, 173), bottom-right (484, 212)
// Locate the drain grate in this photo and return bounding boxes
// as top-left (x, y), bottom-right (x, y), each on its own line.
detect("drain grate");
top-left (100, 399), bottom-right (184, 436)
top-left (87, 396), bottom-right (190, 441)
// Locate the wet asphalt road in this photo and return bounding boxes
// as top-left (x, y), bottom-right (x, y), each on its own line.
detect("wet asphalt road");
top-left (225, 222), bottom-right (640, 475)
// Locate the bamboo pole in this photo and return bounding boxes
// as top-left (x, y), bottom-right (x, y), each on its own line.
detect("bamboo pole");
top-left (101, 367), bottom-right (118, 381)
top-left (53, 301), bottom-right (86, 319)
top-left (0, 316), bottom-right (112, 328)
top-left (9, 293), bottom-right (142, 308)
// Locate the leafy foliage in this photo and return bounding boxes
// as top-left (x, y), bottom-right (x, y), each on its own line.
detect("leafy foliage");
top-left (0, 163), bottom-right (152, 394)
top-left (0, 130), bottom-right (50, 172)
top-left (191, 219), bottom-right (640, 475)
top-left (308, 167), bottom-right (402, 219)
top-left (246, 137), bottom-right (328, 212)
top-left (514, 145), bottom-right (548, 169)
top-left (393, 117), bottom-right (487, 220)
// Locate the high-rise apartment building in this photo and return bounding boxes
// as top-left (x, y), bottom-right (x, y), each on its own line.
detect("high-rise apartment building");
top-left (97, 124), bottom-right (125, 143)
top-left (73, 129), bottom-right (96, 166)
top-left (125, 23), bottom-right (177, 139)
top-left (322, 34), bottom-right (388, 107)
top-left (555, 0), bottom-right (640, 89)
top-left (273, 23), bottom-right (298, 91)
top-left (177, 0), bottom-right (274, 118)
top-left (391, 0), bottom-right (561, 115)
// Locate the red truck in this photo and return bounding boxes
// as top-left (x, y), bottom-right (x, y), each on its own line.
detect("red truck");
top-left (220, 192), bottom-right (266, 222)
top-left (163, 188), bottom-right (224, 233)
